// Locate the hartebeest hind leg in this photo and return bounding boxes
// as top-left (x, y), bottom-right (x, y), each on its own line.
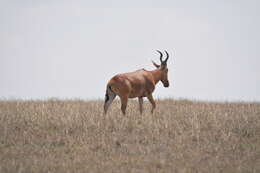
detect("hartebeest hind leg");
top-left (147, 94), bottom-right (156, 113)
top-left (119, 96), bottom-right (128, 115)
top-left (138, 97), bottom-right (143, 114)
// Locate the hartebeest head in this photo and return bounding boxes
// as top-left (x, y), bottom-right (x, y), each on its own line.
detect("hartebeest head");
top-left (152, 50), bottom-right (170, 87)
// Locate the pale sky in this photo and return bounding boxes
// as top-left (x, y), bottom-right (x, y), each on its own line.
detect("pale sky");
top-left (1, 0), bottom-right (259, 101)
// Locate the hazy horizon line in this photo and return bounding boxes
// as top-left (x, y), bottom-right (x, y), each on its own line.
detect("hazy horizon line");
top-left (0, 96), bottom-right (259, 103)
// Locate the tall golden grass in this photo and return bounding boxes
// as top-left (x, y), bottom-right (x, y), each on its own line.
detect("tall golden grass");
top-left (0, 99), bottom-right (259, 173)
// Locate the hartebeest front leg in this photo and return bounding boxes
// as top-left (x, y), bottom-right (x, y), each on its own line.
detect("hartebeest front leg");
top-left (138, 97), bottom-right (143, 114)
top-left (119, 95), bottom-right (128, 115)
top-left (147, 94), bottom-right (156, 113)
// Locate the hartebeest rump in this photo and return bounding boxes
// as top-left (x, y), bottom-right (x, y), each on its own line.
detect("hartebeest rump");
top-left (104, 50), bottom-right (170, 115)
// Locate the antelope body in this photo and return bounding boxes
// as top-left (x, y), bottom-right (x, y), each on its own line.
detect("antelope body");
top-left (104, 50), bottom-right (170, 115)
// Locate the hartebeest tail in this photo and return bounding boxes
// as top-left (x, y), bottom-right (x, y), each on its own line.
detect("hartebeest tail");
top-left (104, 50), bottom-right (170, 115)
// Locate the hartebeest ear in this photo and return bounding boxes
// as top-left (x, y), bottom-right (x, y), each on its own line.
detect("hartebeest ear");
top-left (152, 60), bottom-right (160, 68)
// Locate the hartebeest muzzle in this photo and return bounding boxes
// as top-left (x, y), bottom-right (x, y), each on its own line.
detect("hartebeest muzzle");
top-left (164, 82), bottom-right (169, 88)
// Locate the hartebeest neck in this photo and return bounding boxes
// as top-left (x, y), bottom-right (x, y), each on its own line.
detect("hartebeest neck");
top-left (150, 68), bottom-right (163, 85)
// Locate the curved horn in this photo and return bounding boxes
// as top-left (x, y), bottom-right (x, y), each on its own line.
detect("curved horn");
top-left (164, 50), bottom-right (169, 62)
top-left (156, 50), bottom-right (163, 63)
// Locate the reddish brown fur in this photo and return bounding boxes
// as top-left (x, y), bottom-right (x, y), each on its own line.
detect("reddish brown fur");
top-left (104, 51), bottom-right (170, 115)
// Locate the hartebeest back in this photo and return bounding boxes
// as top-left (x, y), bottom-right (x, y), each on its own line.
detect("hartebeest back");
top-left (104, 50), bottom-right (170, 115)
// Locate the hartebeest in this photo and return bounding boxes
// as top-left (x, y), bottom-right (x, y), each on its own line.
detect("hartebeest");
top-left (104, 50), bottom-right (170, 115)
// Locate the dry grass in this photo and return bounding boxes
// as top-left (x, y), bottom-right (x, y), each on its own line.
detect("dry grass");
top-left (0, 99), bottom-right (259, 173)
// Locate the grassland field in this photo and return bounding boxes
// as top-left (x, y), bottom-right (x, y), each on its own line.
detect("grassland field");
top-left (0, 99), bottom-right (259, 173)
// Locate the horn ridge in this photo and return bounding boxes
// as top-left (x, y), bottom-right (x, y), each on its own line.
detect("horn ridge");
top-left (156, 50), bottom-right (163, 63)
top-left (164, 50), bottom-right (169, 62)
